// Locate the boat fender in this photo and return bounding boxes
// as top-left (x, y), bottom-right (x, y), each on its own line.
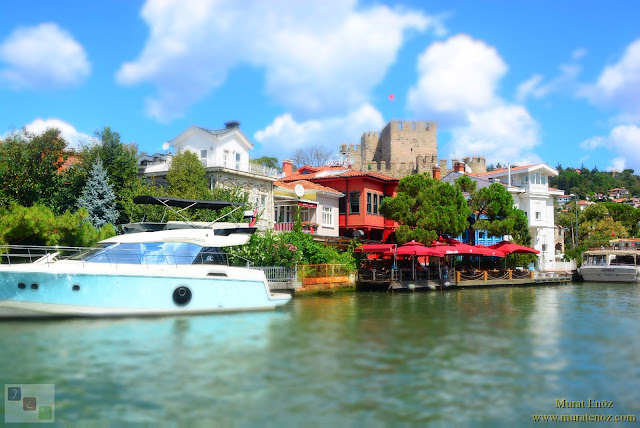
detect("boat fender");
top-left (173, 286), bottom-right (192, 306)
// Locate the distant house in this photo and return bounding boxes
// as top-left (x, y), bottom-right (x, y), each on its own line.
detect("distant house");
top-left (577, 200), bottom-right (594, 211)
top-left (555, 194), bottom-right (572, 205)
top-left (137, 121), bottom-right (282, 230)
top-left (279, 161), bottom-right (399, 241)
top-left (273, 180), bottom-right (343, 237)
top-left (608, 187), bottom-right (629, 199)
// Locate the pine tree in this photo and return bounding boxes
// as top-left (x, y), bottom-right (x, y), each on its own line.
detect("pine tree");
top-left (77, 159), bottom-right (119, 228)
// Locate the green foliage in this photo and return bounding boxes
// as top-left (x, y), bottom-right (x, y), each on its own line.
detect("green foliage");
top-left (381, 173), bottom-right (470, 243)
top-left (77, 159), bottom-right (119, 228)
top-left (455, 175), bottom-right (477, 193)
top-left (230, 229), bottom-right (355, 271)
top-left (550, 165), bottom-right (640, 197)
top-left (468, 182), bottom-right (532, 245)
top-left (0, 128), bottom-right (66, 208)
top-left (167, 150), bottom-right (210, 199)
top-left (0, 204), bottom-right (115, 246)
top-left (250, 156), bottom-right (279, 170)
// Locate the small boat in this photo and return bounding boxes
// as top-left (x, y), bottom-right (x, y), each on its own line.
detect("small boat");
top-left (0, 196), bottom-right (291, 318)
top-left (578, 248), bottom-right (640, 282)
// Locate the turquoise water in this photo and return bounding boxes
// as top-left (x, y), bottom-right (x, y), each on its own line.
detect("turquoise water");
top-left (1, 282), bottom-right (639, 424)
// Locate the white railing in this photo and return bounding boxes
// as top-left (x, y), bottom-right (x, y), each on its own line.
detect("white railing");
top-left (540, 259), bottom-right (576, 272)
top-left (250, 266), bottom-right (298, 283)
top-left (249, 163), bottom-right (283, 178)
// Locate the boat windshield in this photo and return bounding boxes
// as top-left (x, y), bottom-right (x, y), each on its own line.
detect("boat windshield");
top-left (75, 242), bottom-right (228, 265)
top-left (584, 254), bottom-right (607, 266)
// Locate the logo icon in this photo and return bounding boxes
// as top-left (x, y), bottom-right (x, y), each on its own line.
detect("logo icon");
top-left (5, 384), bottom-right (54, 423)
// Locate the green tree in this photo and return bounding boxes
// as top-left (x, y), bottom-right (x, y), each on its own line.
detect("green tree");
top-left (0, 128), bottom-right (66, 208)
top-left (167, 150), bottom-right (210, 200)
top-left (77, 159), bottom-right (119, 228)
top-left (251, 156), bottom-right (279, 170)
top-left (381, 173), bottom-right (470, 243)
top-left (0, 204), bottom-right (114, 246)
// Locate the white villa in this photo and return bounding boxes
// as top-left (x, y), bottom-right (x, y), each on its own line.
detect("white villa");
top-left (473, 164), bottom-right (564, 269)
top-left (137, 121), bottom-right (282, 231)
top-left (273, 180), bottom-right (343, 237)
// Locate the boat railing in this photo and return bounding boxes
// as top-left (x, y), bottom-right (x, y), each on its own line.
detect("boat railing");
top-left (0, 245), bottom-right (253, 268)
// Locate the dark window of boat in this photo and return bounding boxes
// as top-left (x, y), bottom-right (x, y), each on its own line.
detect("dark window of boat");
top-left (193, 247), bottom-right (228, 265)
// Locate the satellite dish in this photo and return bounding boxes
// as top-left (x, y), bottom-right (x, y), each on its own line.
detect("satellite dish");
top-left (294, 184), bottom-right (305, 198)
top-left (162, 142), bottom-right (170, 152)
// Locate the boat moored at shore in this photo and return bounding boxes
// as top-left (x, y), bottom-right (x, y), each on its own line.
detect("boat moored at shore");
top-left (578, 248), bottom-right (640, 283)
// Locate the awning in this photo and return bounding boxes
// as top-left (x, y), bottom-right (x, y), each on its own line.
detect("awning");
top-left (298, 201), bottom-right (317, 208)
top-left (354, 244), bottom-right (396, 253)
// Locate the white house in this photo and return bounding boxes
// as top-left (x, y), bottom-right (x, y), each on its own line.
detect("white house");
top-left (138, 121), bottom-right (282, 230)
top-left (272, 180), bottom-right (343, 237)
top-left (473, 164), bottom-right (564, 269)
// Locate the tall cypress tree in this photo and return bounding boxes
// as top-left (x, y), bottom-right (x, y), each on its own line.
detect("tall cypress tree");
top-left (77, 159), bottom-right (119, 228)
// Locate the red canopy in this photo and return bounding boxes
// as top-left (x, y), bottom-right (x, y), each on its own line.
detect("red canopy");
top-left (397, 241), bottom-right (442, 257)
top-left (354, 244), bottom-right (396, 254)
top-left (489, 241), bottom-right (539, 254)
top-left (473, 245), bottom-right (506, 257)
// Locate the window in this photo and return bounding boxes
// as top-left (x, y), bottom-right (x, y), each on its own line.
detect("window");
top-left (223, 150), bottom-right (229, 167)
top-left (535, 212), bottom-right (541, 220)
top-left (366, 192), bottom-right (372, 214)
top-left (398, 122), bottom-right (402, 130)
top-left (349, 192), bottom-right (360, 213)
top-left (301, 210), bottom-right (309, 222)
top-left (235, 153), bottom-right (241, 170)
top-left (379, 195), bottom-right (385, 212)
top-left (339, 197), bottom-right (346, 214)
top-left (373, 194), bottom-right (378, 215)
top-left (541, 174), bottom-right (547, 184)
top-left (412, 122), bottom-right (416, 131)
top-left (322, 206), bottom-right (333, 227)
top-left (200, 149), bottom-right (207, 158)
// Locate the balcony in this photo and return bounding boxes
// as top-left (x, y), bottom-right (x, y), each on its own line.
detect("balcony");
top-left (273, 222), bottom-right (317, 234)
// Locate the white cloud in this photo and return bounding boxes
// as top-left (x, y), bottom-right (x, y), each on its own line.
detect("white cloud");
top-left (406, 34), bottom-right (543, 165)
top-left (117, 0), bottom-right (442, 122)
top-left (579, 38), bottom-right (640, 122)
top-left (572, 48), bottom-right (587, 60)
top-left (24, 118), bottom-right (94, 149)
top-left (254, 104), bottom-right (385, 158)
top-left (407, 34), bottom-right (507, 126)
top-left (580, 125), bottom-right (640, 171)
top-left (516, 59), bottom-right (582, 102)
top-left (0, 23), bottom-right (90, 90)
top-left (445, 105), bottom-right (542, 165)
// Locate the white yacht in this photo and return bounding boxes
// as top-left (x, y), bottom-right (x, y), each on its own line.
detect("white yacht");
top-left (0, 196), bottom-right (292, 318)
top-left (578, 248), bottom-right (640, 283)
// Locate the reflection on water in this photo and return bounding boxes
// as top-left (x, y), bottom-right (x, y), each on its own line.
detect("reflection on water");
top-left (0, 283), bottom-right (638, 423)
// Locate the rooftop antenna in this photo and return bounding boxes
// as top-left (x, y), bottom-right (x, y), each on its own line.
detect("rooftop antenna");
top-left (162, 142), bottom-right (170, 154)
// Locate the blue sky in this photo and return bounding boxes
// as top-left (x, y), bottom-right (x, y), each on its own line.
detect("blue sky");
top-left (2, 0), bottom-right (640, 172)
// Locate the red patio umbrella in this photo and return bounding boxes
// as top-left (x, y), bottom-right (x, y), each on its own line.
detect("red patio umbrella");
top-left (473, 245), bottom-right (506, 257)
top-left (396, 241), bottom-right (442, 256)
top-left (489, 241), bottom-right (539, 255)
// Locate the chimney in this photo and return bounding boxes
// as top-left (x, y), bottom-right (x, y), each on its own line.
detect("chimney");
top-left (224, 120), bottom-right (240, 129)
top-left (454, 162), bottom-right (466, 173)
top-left (432, 165), bottom-right (441, 180)
top-left (282, 159), bottom-right (293, 177)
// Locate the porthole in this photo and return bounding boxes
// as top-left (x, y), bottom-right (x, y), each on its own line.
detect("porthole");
top-left (31, 283), bottom-right (38, 290)
top-left (18, 283), bottom-right (26, 289)
top-left (172, 286), bottom-right (192, 306)
top-left (72, 284), bottom-right (80, 292)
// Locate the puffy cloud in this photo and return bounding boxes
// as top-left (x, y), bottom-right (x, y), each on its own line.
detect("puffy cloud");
top-left (254, 104), bottom-right (385, 158)
top-left (407, 34), bottom-right (507, 126)
top-left (445, 105), bottom-right (542, 165)
top-left (516, 59), bottom-right (582, 102)
top-left (0, 23), bottom-right (90, 90)
top-left (580, 125), bottom-right (640, 171)
top-left (117, 0), bottom-right (441, 122)
top-left (24, 118), bottom-right (94, 149)
top-left (579, 38), bottom-right (640, 122)
top-left (406, 34), bottom-right (543, 165)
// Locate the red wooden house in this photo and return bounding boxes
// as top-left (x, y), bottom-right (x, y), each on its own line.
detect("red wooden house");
top-left (280, 160), bottom-right (399, 241)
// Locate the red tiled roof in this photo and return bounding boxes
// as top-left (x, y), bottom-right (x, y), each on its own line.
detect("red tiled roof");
top-left (274, 180), bottom-right (342, 195)
top-left (472, 164), bottom-right (536, 176)
top-left (282, 166), bottom-right (398, 182)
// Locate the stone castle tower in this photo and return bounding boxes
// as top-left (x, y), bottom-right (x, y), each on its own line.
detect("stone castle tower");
top-left (339, 120), bottom-right (486, 178)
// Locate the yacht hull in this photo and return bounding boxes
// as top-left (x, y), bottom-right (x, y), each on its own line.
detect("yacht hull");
top-left (0, 265), bottom-right (291, 318)
top-left (578, 266), bottom-right (640, 283)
